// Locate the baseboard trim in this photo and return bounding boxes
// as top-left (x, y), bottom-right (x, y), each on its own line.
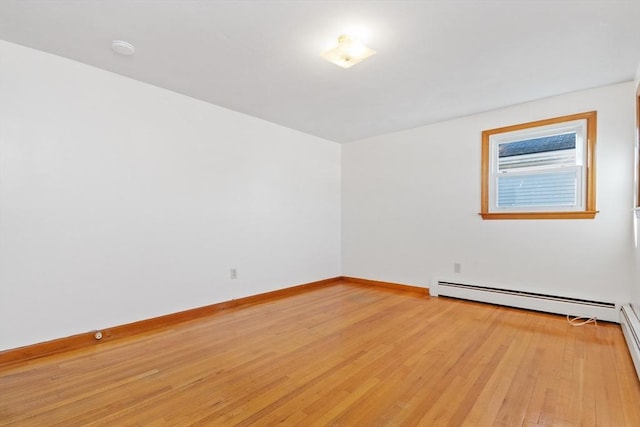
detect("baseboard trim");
top-left (0, 276), bottom-right (342, 366)
top-left (342, 276), bottom-right (430, 296)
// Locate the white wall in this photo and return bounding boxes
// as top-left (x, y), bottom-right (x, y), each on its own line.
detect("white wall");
top-left (343, 82), bottom-right (636, 306)
top-left (0, 41), bottom-right (341, 351)
top-left (633, 64), bottom-right (640, 314)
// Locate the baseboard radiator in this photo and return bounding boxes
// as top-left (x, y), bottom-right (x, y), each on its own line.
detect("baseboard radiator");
top-left (432, 281), bottom-right (618, 323)
top-left (620, 304), bottom-right (640, 380)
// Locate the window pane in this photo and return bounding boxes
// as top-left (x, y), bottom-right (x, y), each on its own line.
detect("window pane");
top-left (498, 133), bottom-right (576, 171)
top-left (497, 170), bottom-right (578, 208)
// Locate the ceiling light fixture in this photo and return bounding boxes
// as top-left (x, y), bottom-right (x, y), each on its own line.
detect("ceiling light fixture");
top-left (111, 40), bottom-right (135, 56)
top-left (321, 34), bottom-right (375, 69)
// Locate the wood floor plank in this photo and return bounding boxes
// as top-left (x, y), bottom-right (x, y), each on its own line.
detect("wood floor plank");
top-left (1, 282), bottom-right (639, 426)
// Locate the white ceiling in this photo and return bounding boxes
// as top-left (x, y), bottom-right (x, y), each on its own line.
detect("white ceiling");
top-left (1, 1), bottom-right (639, 143)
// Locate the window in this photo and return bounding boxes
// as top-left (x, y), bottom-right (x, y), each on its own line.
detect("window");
top-left (481, 111), bottom-right (597, 220)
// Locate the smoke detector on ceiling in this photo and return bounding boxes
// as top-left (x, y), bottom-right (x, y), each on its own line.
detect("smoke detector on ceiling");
top-left (111, 40), bottom-right (135, 56)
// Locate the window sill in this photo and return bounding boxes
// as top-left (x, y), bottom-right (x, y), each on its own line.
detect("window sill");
top-left (480, 211), bottom-right (599, 220)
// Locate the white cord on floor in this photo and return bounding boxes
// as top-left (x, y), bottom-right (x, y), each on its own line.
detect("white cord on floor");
top-left (566, 315), bottom-right (597, 327)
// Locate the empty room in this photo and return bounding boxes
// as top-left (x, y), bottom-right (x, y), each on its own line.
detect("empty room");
top-left (1, 1), bottom-right (640, 425)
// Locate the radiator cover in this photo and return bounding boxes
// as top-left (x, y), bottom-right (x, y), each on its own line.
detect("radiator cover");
top-left (620, 304), bottom-right (640, 380)
top-left (432, 280), bottom-right (618, 322)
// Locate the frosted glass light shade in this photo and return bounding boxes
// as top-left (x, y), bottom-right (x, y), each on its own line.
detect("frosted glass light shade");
top-left (321, 35), bottom-right (375, 69)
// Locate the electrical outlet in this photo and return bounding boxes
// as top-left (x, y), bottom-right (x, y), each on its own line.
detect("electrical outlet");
top-left (454, 263), bottom-right (461, 273)
top-left (230, 268), bottom-right (238, 280)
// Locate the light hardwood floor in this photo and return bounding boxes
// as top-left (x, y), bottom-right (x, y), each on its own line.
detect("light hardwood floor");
top-left (1, 282), bottom-right (639, 426)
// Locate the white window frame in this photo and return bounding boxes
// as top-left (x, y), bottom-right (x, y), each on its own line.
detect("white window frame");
top-left (489, 120), bottom-right (586, 213)
top-left (480, 111), bottom-right (597, 220)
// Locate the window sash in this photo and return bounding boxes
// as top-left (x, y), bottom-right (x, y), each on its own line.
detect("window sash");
top-left (488, 119), bottom-right (588, 213)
